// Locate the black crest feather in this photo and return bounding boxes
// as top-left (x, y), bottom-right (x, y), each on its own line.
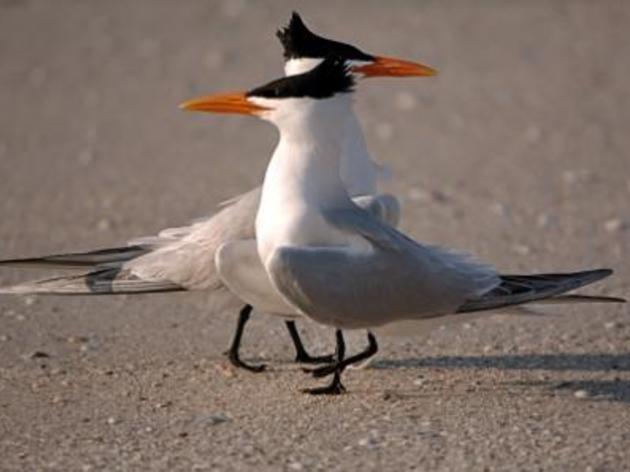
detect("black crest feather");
top-left (247, 55), bottom-right (355, 100)
top-left (276, 12), bottom-right (374, 62)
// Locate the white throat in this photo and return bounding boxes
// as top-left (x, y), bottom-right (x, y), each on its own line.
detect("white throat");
top-left (284, 58), bottom-right (381, 197)
top-left (255, 95), bottom-right (359, 265)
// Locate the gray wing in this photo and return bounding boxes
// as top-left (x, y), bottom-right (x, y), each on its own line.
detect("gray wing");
top-left (0, 268), bottom-right (183, 295)
top-left (351, 193), bottom-right (400, 227)
top-left (128, 187), bottom-right (260, 248)
top-left (215, 239), bottom-right (300, 315)
top-left (0, 187), bottom-right (262, 294)
top-left (267, 207), bottom-right (500, 329)
top-left (125, 186), bottom-right (261, 289)
top-left (0, 246), bottom-right (149, 269)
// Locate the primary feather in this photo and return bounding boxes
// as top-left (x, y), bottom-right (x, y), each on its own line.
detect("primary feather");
top-left (0, 268), bottom-right (183, 295)
top-left (457, 269), bottom-right (619, 313)
top-left (0, 188), bottom-right (259, 295)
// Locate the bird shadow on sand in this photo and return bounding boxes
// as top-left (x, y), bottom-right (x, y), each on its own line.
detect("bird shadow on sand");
top-left (372, 353), bottom-right (630, 372)
top-left (372, 353), bottom-right (630, 402)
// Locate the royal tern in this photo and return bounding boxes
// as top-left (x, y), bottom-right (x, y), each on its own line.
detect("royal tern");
top-left (183, 56), bottom-right (624, 394)
top-left (0, 13), bottom-right (435, 371)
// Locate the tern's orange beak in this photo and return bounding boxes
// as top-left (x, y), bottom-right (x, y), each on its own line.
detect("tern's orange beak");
top-left (352, 56), bottom-right (437, 78)
top-left (179, 92), bottom-right (270, 115)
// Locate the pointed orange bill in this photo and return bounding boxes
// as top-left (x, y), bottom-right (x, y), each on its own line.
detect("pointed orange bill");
top-left (351, 56), bottom-right (437, 78)
top-left (179, 92), bottom-right (270, 115)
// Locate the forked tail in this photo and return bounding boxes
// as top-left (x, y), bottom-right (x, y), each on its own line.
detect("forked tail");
top-left (0, 245), bottom-right (149, 269)
top-left (457, 269), bottom-right (624, 313)
top-left (0, 267), bottom-right (183, 295)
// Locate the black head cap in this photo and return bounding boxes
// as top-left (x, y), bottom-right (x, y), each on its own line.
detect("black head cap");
top-left (247, 55), bottom-right (355, 100)
top-left (276, 12), bottom-right (374, 62)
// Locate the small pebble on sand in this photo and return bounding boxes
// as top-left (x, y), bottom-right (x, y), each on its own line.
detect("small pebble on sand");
top-left (512, 244), bottom-right (531, 256)
top-left (97, 218), bottom-right (111, 231)
top-left (604, 218), bottom-right (627, 233)
top-left (490, 202), bottom-right (510, 219)
top-left (537, 213), bottom-right (556, 228)
top-left (29, 351), bottom-right (50, 359)
top-left (197, 414), bottom-right (231, 426)
top-left (574, 390), bottom-right (590, 399)
top-left (23, 296), bottom-right (36, 306)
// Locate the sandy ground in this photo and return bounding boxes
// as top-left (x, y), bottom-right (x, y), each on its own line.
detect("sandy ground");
top-left (1, 0), bottom-right (629, 470)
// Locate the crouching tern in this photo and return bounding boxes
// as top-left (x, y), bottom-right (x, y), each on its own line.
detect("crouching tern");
top-left (0, 13), bottom-right (436, 371)
top-left (181, 56), bottom-right (625, 394)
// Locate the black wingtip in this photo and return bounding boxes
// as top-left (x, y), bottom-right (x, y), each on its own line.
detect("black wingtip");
top-left (555, 294), bottom-right (626, 304)
top-left (578, 268), bottom-right (613, 282)
top-left (501, 268), bottom-right (614, 284)
top-left (0, 245), bottom-right (149, 269)
top-left (457, 267), bottom-right (621, 313)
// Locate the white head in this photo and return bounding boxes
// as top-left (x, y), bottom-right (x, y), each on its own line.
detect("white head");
top-left (180, 56), bottom-right (355, 144)
top-left (275, 12), bottom-right (438, 196)
top-left (181, 14), bottom-right (438, 197)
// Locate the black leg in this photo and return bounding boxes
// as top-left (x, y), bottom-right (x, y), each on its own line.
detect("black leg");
top-left (224, 305), bottom-right (266, 373)
top-left (308, 331), bottom-right (378, 378)
top-left (302, 330), bottom-right (347, 395)
top-left (285, 321), bottom-right (335, 364)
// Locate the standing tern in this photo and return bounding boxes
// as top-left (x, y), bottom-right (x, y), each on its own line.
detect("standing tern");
top-left (182, 56), bottom-right (624, 394)
top-left (0, 13), bottom-right (436, 371)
